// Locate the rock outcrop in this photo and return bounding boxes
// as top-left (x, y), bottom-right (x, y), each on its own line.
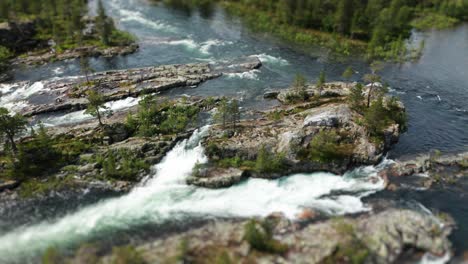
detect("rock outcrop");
top-left (12, 44), bottom-right (139, 66)
top-left (100, 209), bottom-right (452, 264)
top-left (1, 57), bottom-right (261, 116)
top-left (379, 151), bottom-right (468, 191)
top-left (188, 82), bottom-right (405, 188)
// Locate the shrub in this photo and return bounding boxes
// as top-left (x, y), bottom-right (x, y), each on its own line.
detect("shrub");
top-left (348, 83), bottom-right (365, 111)
top-left (307, 130), bottom-right (353, 163)
top-left (111, 245), bottom-right (146, 264)
top-left (127, 96), bottom-right (199, 137)
top-left (12, 126), bottom-right (63, 179)
top-left (217, 156), bottom-right (255, 169)
top-left (98, 149), bottom-right (149, 181)
top-left (255, 146), bottom-right (286, 173)
top-left (42, 247), bottom-right (62, 264)
top-left (364, 96), bottom-right (390, 137)
top-left (243, 219), bottom-right (288, 254)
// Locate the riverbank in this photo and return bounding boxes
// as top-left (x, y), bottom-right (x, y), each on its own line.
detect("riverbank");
top-left (157, 0), bottom-right (466, 60)
top-left (0, 0), bottom-right (138, 73)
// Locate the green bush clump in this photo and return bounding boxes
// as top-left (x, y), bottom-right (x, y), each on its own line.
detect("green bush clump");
top-left (217, 156), bottom-right (255, 169)
top-left (11, 126), bottom-right (64, 179)
top-left (97, 149), bottom-right (149, 182)
top-left (411, 12), bottom-right (459, 30)
top-left (307, 130), bottom-right (354, 163)
top-left (126, 96), bottom-right (199, 137)
top-left (255, 146), bottom-right (287, 174)
top-left (243, 219), bottom-right (288, 254)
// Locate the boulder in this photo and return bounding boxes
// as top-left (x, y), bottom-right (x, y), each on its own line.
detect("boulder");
top-left (0, 180), bottom-right (20, 192)
top-left (303, 104), bottom-right (352, 128)
top-left (187, 167), bottom-right (245, 188)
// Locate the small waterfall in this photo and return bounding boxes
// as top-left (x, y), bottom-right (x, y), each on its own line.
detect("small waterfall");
top-left (0, 126), bottom-right (386, 263)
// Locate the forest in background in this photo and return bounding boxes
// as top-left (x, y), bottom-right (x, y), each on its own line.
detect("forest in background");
top-left (159, 0), bottom-right (468, 59)
top-left (0, 0), bottom-right (135, 70)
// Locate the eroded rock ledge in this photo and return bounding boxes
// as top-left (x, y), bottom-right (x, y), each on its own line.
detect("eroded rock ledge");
top-left (380, 151), bottom-right (468, 191)
top-left (11, 44), bottom-right (139, 66)
top-left (2, 56), bottom-right (261, 116)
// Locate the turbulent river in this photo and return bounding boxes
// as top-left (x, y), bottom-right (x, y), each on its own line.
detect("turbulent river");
top-left (0, 0), bottom-right (467, 262)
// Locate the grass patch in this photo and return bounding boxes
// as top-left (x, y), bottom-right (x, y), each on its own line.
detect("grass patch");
top-left (18, 175), bottom-right (77, 198)
top-left (411, 12), bottom-right (459, 30)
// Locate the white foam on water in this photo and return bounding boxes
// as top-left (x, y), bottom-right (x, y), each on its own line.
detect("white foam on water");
top-left (225, 69), bottom-right (261, 80)
top-left (119, 9), bottom-right (177, 33)
top-left (251, 54), bottom-right (289, 66)
top-left (419, 252), bottom-right (451, 264)
top-left (0, 126), bottom-right (387, 262)
top-left (42, 97), bottom-right (141, 127)
top-left (52, 67), bottom-right (64, 75)
top-left (160, 39), bottom-right (199, 50)
top-left (0, 83), bottom-right (18, 94)
top-left (199, 39), bottom-right (233, 55)
top-left (158, 38), bottom-right (232, 55)
top-left (0, 82), bottom-right (46, 113)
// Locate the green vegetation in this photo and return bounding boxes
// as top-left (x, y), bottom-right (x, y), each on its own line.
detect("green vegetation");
top-left (0, 46), bottom-right (12, 70)
top-left (13, 125), bottom-right (63, 179)
top-left (0, 0), bottom-right (135, 71)
top-left (316, 70), bottom-right (326, 90)
top-left (42, 247), bottom-right (63, 264)
top-left (213, 97), bottom-right (241, 132)
top-left (348, 83), bottom-right (365, 111)
top-left (243, 219), bottom-right (288, 254)
top-left (94, 149), bottom-right (150, 182)
top-left (161, 0), bottom-right (467, 60)
top-left (342, 66), bottom-right (354, 86)
top-left (411, 12), bottom-right (459, 30)
top-left (364, 61), bottom-right (384, 107)
top-left (0, 107), bottom-right (27, 153)
top-left (305, 130), bottom-right (354, 163)
top-left (110, 245), bottom-right (147, 264)
top-left (255, 146), bottom-right (286, 174)
top-left (285, 74), bottom-right (309, 103)
top-left (80, 56), bottom-right (94, 83)
top-left (85, 90), bottom-right (111, 127)
top-left (126, 95), bottom-right (199, 137)
top-left (364, 95), bottom-right (407, 138)
top-left (322, 218), bottom-right (370, 264)
top-left (18, 175), bottom-right (77, 198)
top-left (217, 156), bottom-right (255, 170)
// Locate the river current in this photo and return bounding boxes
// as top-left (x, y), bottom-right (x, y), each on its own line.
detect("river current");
top-left (0, 0), bottom-right (467, 262)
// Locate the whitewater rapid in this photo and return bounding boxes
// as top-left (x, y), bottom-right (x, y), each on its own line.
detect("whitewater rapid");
top-left (0, 126), bottom-right (388, 263)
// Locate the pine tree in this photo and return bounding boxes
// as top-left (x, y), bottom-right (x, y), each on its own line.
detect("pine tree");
top-left (85, 90), bottom-right (110, 126)
top-left (97, 0), bottom-right (112, 46)
top-left (316, 70), bottom-right (326, 95)
top-left (348, 83), bottom-right (365, 110)
top-left (0, 107), bottom-right (27, 154)
top-left (364, 61), bottom-right (384, 107)
top-left (80, 55), bottom-right (94, 83)
top-left (342, 66), bottom-right (354, 87)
